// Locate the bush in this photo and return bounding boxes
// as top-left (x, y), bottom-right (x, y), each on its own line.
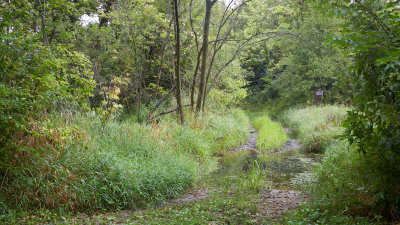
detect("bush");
top-left (282, 105), bottom-right (348, 152)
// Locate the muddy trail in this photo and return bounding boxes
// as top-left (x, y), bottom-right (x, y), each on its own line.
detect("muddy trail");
top-left (172, 124), bottom-right (321, 219)
top-left (231, 126), bottom-right (302, 154)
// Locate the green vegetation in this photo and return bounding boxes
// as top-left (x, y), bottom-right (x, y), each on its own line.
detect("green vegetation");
top-left (242, 0), bottom-right (353, 109)
top-left (1, 0), bottom-right (399, 223)
top-left (309, 141), bottom-right (382, 218)
top-left (280, 205), bottom-right (374, 225)
top-left (282, 105), bottom-right (348, 152)
top-left (252, 115), bottom-right (288, 152)
top-left (0, 109), bottom-right (248, 220)
top-left (280, 105), bottom-right (392, 223)
top-left (129, 193), bottom-right (259, 225)
top-left (2, 147), bottom-right (266, 225)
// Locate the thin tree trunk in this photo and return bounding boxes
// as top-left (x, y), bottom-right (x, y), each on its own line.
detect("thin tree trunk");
top-left (173, 0), bottom-right (185, 123)
top-left (155, 48), bottom-right (166, 96)
top-left (137, 77), bottom-right (141, 122)
top-left (190, 50), bottom-right (201, 111)
top-left (38, 0), bottom-right (48, 46)
top-left (196, 0), bottom-right (216, 113)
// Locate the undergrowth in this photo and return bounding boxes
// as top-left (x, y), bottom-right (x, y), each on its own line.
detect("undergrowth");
top-left (280, 205), bottom-right (374, 225)
top-left (280, 105), bottom-right (382, 224)
top-left (248, 110), bottom-right (288, 153)
top-left (282, 105), bottom-right (348, 152)
top-left (0, 108), bottom-right (249, 221)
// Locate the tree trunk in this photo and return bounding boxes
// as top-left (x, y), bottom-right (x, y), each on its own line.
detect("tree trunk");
top-left (38, 0), bottom-right (48, 46)
top-left (190, 51), bottom-right (201, 111)
top-left (173, 0), bottom-right (185, 123)
top-left (196, 0), bottom-right (216, 113)
top-left (137, 77), bottom-right (141, 122)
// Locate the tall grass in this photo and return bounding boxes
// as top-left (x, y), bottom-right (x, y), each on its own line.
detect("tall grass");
top-left (279, 105), bottom-right (379, 223)
top-left (309, 140), bottom-right (378, 216)
top-left (0, 109), bottom-right (249, 215)
top-left (251, 114), bottom-right (288, 153)
top-left (282, 105), bottom-right (349, 152)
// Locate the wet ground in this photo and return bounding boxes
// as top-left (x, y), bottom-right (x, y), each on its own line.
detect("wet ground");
top-left (174, 125), bottom-right (321, 219)
top-left (231, 125), bottom-right (258, 152)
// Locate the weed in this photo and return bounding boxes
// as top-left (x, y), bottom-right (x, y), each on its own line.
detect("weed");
top-left (0, 108), bottom-right (249, 220)
top-left (238, 160), bottom-right (265, 193)
top-left (280, 205), bottom-right (374, 225)
top-left (282, 105), bottom-right (348, 152)
top-left (252, 115), bottom-right (288, 152)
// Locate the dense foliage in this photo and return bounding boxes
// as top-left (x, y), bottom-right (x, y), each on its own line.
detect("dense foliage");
top-left (0, 0), bottom-right (251, 217)
top-left (329, 0), bottom-right (400, 220)
top-left (241, 0), bottom-right (353, 108)
top-left (0, 109), bottom-right (248, 216)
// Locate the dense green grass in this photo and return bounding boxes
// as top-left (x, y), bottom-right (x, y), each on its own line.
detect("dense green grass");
top-left (253, 116), bottom-right (288, 152)
top-left (247, 110), bottom-right (288, 153)
top-left (282, 105), bottom-right (349, 152)
top-left (0, 108), bottom-right (249, 220)
top-left (1, 138), bottom-right (267, 225)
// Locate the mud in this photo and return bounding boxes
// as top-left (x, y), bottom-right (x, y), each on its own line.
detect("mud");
top-left (231, 125), bottom-right (259, 152)
top-left (258, 189), bottom-right (307, 219)
top-left (170, 125), bottom-right (320, 219)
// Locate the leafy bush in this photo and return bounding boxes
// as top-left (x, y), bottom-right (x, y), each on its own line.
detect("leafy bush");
top-left (0, 3), bottom-right (95, 178)
top-left (330, 1), bottom-right (400, 220)
top-left (282, 105), bottom-right (348, 152)
top-left (252, 115), bottom-right (288, 152)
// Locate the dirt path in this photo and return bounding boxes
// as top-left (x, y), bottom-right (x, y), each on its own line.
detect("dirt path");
top-left (170, 124), bottom-right (307, 219)
top-left (231, 125), bottom-right (302, 154)
top-left (231, 125), bottom-right (259, 152)
top-left (258, 189), bottom-right (307, 219)
top-left (168, 188), bottom-right (210, 205)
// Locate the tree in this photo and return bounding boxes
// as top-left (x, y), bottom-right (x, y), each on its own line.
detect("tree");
top-left (0, 0), bottom-right (95, 168)
top-left (173, 0), bottom-right (185, 123)
top-left (241, 0), bottom-right (352, 107)
top-left (329, 0), bottom-right (400, 220)
top-left (196, 0), bottom-right (218, 113)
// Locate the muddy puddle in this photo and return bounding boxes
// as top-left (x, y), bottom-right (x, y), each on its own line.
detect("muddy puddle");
top-left (201, 149), bottom-right (321, 190)
top-left (182, 127), bottom-right (322, 217)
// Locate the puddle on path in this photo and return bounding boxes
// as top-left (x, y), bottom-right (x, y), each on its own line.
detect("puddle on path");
top-left (176, 127), bottom-right (322, 218)
top-left (201, 149), bottom-right (321, 190)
